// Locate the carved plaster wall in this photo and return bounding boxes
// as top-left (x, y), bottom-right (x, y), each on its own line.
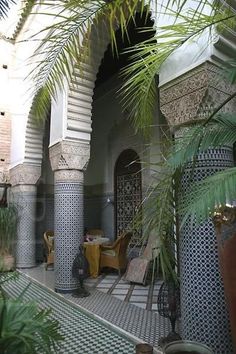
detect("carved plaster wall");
top-left (9, 163), bottom-right (41, 187)
top-left (49, 141), bottom-right (90, 172)
top-left (160, 61), bottom-right (236, 127)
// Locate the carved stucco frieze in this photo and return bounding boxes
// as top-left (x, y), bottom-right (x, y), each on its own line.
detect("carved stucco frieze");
top-left (49, 140), bottom-right (90, 172)
top-left (54, 169), bottom-right (84, 183)
top-left (160, 61), bottom-right (236, 127)
top-left (9, 164), bottom-right (41, 187)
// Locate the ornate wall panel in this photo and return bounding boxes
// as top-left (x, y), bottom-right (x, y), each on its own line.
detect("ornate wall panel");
top-left (116, 173), bottom-right (142, 243)
top-left (160, 62), bottom-right (236, 128)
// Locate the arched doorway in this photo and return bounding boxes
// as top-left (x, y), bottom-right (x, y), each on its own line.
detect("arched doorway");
top-left (114, 149), bottom-right (142, 243)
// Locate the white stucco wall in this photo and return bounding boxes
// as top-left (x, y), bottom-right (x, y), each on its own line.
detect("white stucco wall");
top-left (152, 0), bottom-right (218, 86)
top-left (8, 9), bottom-right (55, 167)
top-left (50, 85), bottom-right (67, 147)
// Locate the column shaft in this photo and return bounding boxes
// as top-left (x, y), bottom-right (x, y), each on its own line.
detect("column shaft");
top-left (180, 147), bottom-right (233, 353)
top-left (12, 185), bottom-right (37, 268)
top-left (54, 169), bottom-right (84, 292)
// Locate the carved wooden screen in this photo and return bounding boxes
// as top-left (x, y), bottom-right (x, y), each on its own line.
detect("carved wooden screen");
top-left (115, 150), bottom-right (142, 244)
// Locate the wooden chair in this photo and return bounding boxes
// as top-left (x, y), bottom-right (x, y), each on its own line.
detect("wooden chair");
top-left (124, 231), bottom-right (160, 285)
top-left (43, 230), bottom-right (54, 270)
top-left (100, 231), bottom-right (132, 275)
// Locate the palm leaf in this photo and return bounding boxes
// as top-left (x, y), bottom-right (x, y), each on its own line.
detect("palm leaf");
top-left (28, 0), bottom-right (226, 123)
top-left (167, 113), bottom-right (236, 170)
top-left (0, 0), bottom-right (15, 19)
top-left (121, 6), bottom-right (236, 136)
top-left (179, 167), bottom-right (236, 225)
top-left (29, 0), bottom-right (153, 121)
top-left (0, 298), bottom-right (63, 353)
top-left (134, 157), bottom-right (180, 280)
top-left (223, 59), bottom-right (236, 84)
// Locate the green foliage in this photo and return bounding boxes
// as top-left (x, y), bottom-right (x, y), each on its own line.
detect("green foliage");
top-left (0, 268), bottom-right (63, 353)
top-left (23, 0), bottom-right (236, 279)
top-left (133, 135), bottom-right (181, 281)
top-left (0, 0), bottom-right (15, 19)
top-left (167, 113), bottom-right (236, 170)
top-left (0, 206), bottom-right (17, 256)
top-left (0, 298), bottom-right (63, 354)
top-left (0, 269), bottom-right (18, 298)
top-left (164, 56), bottom-right (236, 222)
top-left (121, 7), bottom-right (236, 136)
top-left (179, 167), bottom-right (236, 225)
top-left (28, 0), bottom-right (154, 122)
top-left (143, 171), bottom-right (179, 281)
top-left (28, 0), bottom-right (235, 126)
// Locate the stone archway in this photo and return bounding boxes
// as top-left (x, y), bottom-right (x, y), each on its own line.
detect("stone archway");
top-left (12, 2), bottom-right (158, 290)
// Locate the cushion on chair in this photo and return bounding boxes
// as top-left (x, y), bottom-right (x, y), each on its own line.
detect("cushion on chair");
top-left (48, 236), bottom-right (54, 245)
top-left (101, 249), bottom-right (116, 257)
top-left (125, 257), bottom-right (150, 285)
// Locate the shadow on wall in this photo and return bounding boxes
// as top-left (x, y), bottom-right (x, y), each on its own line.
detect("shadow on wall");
top-left (84, 187), bottom-right (114, 240)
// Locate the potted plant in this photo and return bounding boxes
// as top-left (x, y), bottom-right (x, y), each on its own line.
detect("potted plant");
top-left (163, 340), bottom-right (213, 354)
top-left (0, 206), bottom-right (17, 271)
top-left (0, 268), bottom-right (63, 352)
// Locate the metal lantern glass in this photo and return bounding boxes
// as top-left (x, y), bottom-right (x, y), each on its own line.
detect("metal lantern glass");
top-left (72, 246), bottom-right (90, 297)
top-left (157, 280), bottom-right (181, 346)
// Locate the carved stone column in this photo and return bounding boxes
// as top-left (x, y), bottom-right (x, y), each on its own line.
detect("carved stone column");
top-left (49, 140), bottom-right (90, 293)
top-left (10, 164), bottom-right (41, 268)
top-left (160, 62), bottom-right (236, 353)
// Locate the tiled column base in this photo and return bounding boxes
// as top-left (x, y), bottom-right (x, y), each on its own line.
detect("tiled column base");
top-left (12, 185), bottom-right (37, 268)
top-left (54, 170), bottom-right (84, 293)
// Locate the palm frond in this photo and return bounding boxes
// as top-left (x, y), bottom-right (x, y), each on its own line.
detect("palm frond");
top-left (134, 159), bottom-right (180, 281)
top-left (29, 0), bottom-right (153, 121)
top-left (121, 6), bottom-right (236, 135)
top-left (0, 299), bottom-right (63, 353)
top-left (179, 167), bottom-right (236, 225)
top-left (29, 0), bottom-right (232, 123)
top-left (223, 59), bottom-right (236, 84)
top-left (0, 0), bottom-right (15, 19)
top-left (168, 113), bottom-right (236, 170)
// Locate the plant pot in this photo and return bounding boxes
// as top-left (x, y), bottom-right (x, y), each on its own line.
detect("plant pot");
top-left (213, 207), bottom-right (236, 349)
top-left (136, 343), bottom-right (153, 353)
top-left (163, 340), bottom-right (213, 354)
top-left (1, 254), bottom-right (15, 271)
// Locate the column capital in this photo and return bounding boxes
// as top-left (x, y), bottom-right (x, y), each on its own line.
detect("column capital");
top-left (54, 169), bottom-right (84, 183)
top-left (49, 140), bottom-right (90, 172)
top-left (160, 61), bottom-right (236, 127)
top-left (9, 163), bottom-right (41, 187)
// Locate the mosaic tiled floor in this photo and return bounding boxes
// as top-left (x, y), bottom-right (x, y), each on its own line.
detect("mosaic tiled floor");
top-left (2, 273), bottom-right (137, 353)
top-left (20, 265), bottom-right (170, 349)
top-left (21, 264), bottom-right (162, 312)
top-left (85, 272), bottom-right (161, 313)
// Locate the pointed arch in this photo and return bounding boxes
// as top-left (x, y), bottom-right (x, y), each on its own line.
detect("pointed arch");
top-left (23, 1), bottom-right (158, 166)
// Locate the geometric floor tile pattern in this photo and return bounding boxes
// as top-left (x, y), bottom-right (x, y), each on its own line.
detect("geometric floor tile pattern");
top-left (3, 273), bottom-right (137, 354)
top-left (84, 272), bottom-right (162, 313)
top-left (20, 266), bottom-right (170, 349)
